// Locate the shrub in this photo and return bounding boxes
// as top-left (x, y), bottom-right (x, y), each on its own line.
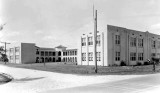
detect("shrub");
top-left (144, 61), bottom-right (149, 65)
top-left (137, 62), bottom-right (142, 66)
top-left (120, 60), bottom-right (126, 66)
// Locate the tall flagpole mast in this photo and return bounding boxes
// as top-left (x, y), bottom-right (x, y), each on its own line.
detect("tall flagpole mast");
top-left (93, 4), bottom-right (98, 73)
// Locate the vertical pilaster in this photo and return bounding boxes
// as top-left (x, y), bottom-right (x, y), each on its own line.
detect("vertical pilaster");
top-left (112, 32), bottom-right (115, 65)
top-left (136, 36), bottom-right (138, 62)
top-left (101, 32), bottom-right (104, 66)
top-left (86, 35), bottom-right (89, 65)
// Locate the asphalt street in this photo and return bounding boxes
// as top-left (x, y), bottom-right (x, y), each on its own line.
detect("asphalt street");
top-left (42, 74), bottom-right (160, 93)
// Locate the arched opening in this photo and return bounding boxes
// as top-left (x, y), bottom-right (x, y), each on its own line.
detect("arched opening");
top-left (75, 57), bottom-right (77, 62)
top-left (41, 57), bottom-right (44, 63)
top-left (45, 57), bottom-right (48, 62)
top-left (58, 51), bottom-right (61, 56)
top-left (73, 57), bottom-right (74, 62)
top-left (36, 57), bottom-right (39, 63)
top-left (53, 57), bottom-right (55, 62)
top-left (58, 57), bottom-right (61, 62)
top-left (49, 57), bottom-right (52, 62)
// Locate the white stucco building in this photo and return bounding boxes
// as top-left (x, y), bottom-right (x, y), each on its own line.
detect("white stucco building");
top-left (78, 25), bottom-right (160, 66)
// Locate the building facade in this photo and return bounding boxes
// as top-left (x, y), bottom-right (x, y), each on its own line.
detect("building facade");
top-left (8, 43), bottom-right (78, 64)
top-left (78, 25), bottom-right (160, 66)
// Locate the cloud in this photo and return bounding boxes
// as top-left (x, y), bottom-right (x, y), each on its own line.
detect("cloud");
top-left (42, 35), bottom-right (55, 41)
top-left (34, 30), bottom-right (43, 34)
top-left (150, 23), bottom-right (160, 30)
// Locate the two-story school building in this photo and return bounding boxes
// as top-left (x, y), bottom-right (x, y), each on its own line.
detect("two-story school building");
top-left (8, 43), bottom-right (78, 64)
top-left (78, 25), bottom-right (160, 66)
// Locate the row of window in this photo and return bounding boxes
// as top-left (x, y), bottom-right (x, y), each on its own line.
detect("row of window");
top-left (82, 52), bottom-right (101, 61)
top-left (9, 47), bottom-right (20, 53)
top-left (36, 51), bottom-right (61, 56)
top-left (115, 52), bottom-right (158, 61)
top-left (82, 35), bottom-right (101, 46)
top-left (116, 52), bottom-right (144, 61)
top-left (63, 51), bottom-right (77, 56)
top-left (10, 55), bottom-right (19, 60)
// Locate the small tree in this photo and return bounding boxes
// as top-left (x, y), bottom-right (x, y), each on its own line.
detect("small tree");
top-left (0, 46), bottom-right (8, 64)
top-left (120, 60), bottom-right (126, 66)
top-left (152, 57), bottom-right (160, 72)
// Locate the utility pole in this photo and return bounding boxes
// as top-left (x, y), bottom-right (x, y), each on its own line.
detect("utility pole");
top-left (93, 8), bottom-right (98, 73)
top-left (1, 42), bottom-right (10, 64)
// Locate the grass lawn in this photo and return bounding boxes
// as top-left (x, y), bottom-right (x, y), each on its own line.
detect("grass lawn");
top-left (0, 61), bottom-right (160, 75)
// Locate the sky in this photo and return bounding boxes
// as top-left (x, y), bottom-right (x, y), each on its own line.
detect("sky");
top-left (0, 0), bottom-right (160, 49)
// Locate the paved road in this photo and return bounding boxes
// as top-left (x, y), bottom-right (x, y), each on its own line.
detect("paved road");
top-left (42, 74), bottom-right (160, 93)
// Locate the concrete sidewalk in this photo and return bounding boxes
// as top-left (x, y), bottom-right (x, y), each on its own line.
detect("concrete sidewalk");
top-left (0, 65), bottom-right (150, 93)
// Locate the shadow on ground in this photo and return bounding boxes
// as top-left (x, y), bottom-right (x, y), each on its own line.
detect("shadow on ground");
top-left (12, 77), bottom-right (45, 83)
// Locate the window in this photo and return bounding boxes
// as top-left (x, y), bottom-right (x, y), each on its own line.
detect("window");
top-left (138, 38), bottom-right (143, 48)
top-left (115, 35), bottom-right (120, 45)
top-left (36, 49), bottom-right (39, 55)
top-left (130, 37), bottom-right (136, 47)
top-left (49, 52), bottom-right (52, 56)
top-left (97, 52), bottom-right (101, 61)
top-left (82, 53), bottom-right (86, 61)
top-left (10, 56), bottom-right (13, 60)
top-left (15, 47), bottom-right (20, 52)
top-left (75, 51), bottom-right (77, 55)
top-left (88, 52), bottom-right (93, 61)
top-left (97, 35), bottom-right (101, 46)
top-left (130, 52), bottom-right (136, 61)
top-left (10, 48), bottom-right (14, 53)
top-left (152, 40), bottom-right (156, 48)
top-left (82, 38), bottom-right (86, 46)
top-left (15, 55), bottom-right (19, 59)
top-left (88, 37), bottom-right (93, 45)
top-left (53, 52), bottom-right (55, 56)
top-left (58, 51), bottom-right (61, 56)
top-left (115, 52), bottom-right (120, 61)
top-left (45, 51), bottom-right (48, 56)
top-left (138, 53), bottom-right (143, 61)
top-left (41, 51), bottom-right (44, 56)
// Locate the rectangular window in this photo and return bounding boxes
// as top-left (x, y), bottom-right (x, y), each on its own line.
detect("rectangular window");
top-left (97, 35), bottom-right (101, 46)
top-left (45, 51), bottom-right (48, 56)
top-left (41, 51), bottom-right (44, 56)
top-left (130, 37), bottom-right (136, 47)
top-left (75, 51), bottom-right (77, 55)
top-left (96, 52), bottom-right (101, 61)
top-left (53, 52), bottom-right (55, 56)
top-left (88, 37), bottom-right (93, 45)
top-left (138, 38), bottom-right (143, 48)
top-left (82, 38), bottom-right (86, 46)
top-left (88, 52), bottom-right (93, 61)
top-left (15, 55), bottom-right (19, 59)
top-left (15, 47), bottom-right (20, 52)
top-left (49, 52), bottom-right (52, 56)
top-left (82, 53), bottom-right (86, 61)
top-left (130, 52), bottom-right (136, 61)
top-left (115, 51), bottom-right (120, 61)
top-left (36, 49), bottom-right (39, 55)
top-left (152, 40), bottom-right (156, 48)
top-left (10, 48), bottom-right (14, 53)
top-left (10, 56), bottom-right (13, 60)
top-left (115, 35), bottom-right (120, 45)
top-left (138, 53), bottom-right (143, 61)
